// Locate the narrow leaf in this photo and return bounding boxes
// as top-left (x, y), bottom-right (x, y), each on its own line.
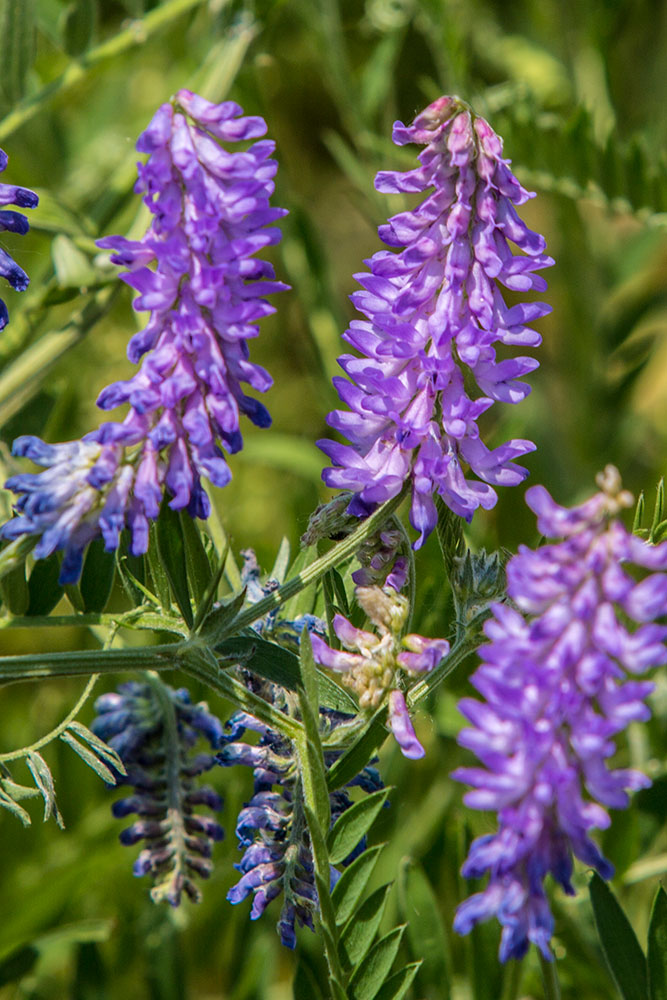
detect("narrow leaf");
top-left (648, 886), bottom-right (667, 1000)
top-left (156, 503), bottom-right (193, 627)
top-left (293, 957), bottom-right (325, 1000)
top-left (348, 925), bottom-right (406, 1000)
top-left (0, 0), bottom-right (34, 106)
top-left (327, 788), bottom-right (389, 865)
top-left (66, 722), bottom-right (126, 773)
top-left (179, 511), bottom-right (213, 606)
top-left (63, 0), bottom-right (96, 56)
top-left (0, 560), bottom-right (29, 615)
top-left (270, 536), bottom-right (291, 584)
top-left (327, 706), bottom-right (387, 791)
top-left (60, 731), bottom-right (117, 784)
top-left (80, 537), bottom-right (115, 613)
top-left (332, 844), bottom-right (385, 926)
top-left (590, 872), bottom-right (648, 1000)
top-left (0, 788), bottom-right (31, 826)
top-left (215, 635), bottom-right (357, 713)
top-left (26, 751), bottom-right (64, 828)
top-left (298, 635), bottom-right (330, 834)
top-left (199, 589), bottom-right (246, 645)
top-left (398, 858), bottom-right (451, 999)
top-left (339, 883), bottom-right (391, 972)
top-left (372, 962), bottom-right (421, 1000)
top-left (27, 553), bottom-right (64, 615)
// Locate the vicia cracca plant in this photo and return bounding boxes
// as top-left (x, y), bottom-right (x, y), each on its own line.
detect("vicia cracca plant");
top-left (0, 84), bottom-right (665, 1000)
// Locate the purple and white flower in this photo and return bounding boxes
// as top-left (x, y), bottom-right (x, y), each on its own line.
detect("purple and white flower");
top-left (310, 585), bottom-right (450, 758)
top-left (452, 466), bottom-right (667, 961)
top-left (319, 95), bottom-right (552, 545)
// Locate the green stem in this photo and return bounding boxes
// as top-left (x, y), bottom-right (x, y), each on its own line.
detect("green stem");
top-left (230, 486), bottom-right (409, 634)
top-left (0, 673), bottom-right (98, 762)
top-left (538, 953), bottom-right (561, 1000)
top-left (406, 631), bottom-right (479, 709)
top-left (500, 959), bottom-right (523, 1000)
top-left (0, 0), bottom-right (209, 143)
top-left (0, 644), bottom-right (180, 683)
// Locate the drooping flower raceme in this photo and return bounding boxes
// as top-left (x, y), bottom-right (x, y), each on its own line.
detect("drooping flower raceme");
top-left (92, 679), bottom-right (225, 906)
top-left (311, 585), bottom-right (450, 758)
top-left (1, 91), bottom-right (286, 581)
top-left (452, 467), bottom-right (667, 962)
top-left (218, 700), bottom-right (383, 947)
top-left (0, 147), bottom-right (38, 330)
top-left (319, 96), bottom-right (552, 544)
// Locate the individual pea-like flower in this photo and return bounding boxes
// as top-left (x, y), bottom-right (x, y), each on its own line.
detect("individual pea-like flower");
top-left (1, 91), bottom-right (286, 582)
top-left (319, 95), bottom-right (552, 545)
top-left (91, 679), bottom-right (225, 906)
top-left (310, 585), bottom-right (450, 758)
top-left (0, 147), bottom-right (38, 330)
top-left (218, 703), bottom-right (383, 948)
top-left (452, 466), bottom-right (667, 962)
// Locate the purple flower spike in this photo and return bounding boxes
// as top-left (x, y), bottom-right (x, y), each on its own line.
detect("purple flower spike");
top-left (452, 466), bottom-right (667, 962)
top-left (310, 585), bottom-right (449, 758)
top-left (0, 148), bottom-right (38, 330)
top-left (319, 96), bottom-right (552, 544)
top-left (92, 679), bottom-right (224, 907)
top-left (219, 693), bottom-right (383, 947)
top-left (1, 93), bottom-right (286, 581)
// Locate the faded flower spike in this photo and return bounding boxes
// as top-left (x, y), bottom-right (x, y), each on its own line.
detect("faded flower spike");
top-left (319, 96), bottom-right (552, 545)
top-left (218, 703), bottom-right (382, 947)
top-left (0, 148), bottom-right (38, 330)
top-left (92, 679), bottom-right (225, 906)
top-left (311, 586), bottom-right (449, 758)
top-left (1, 92), bottom-right (286, 581)
top-left (452, 467), bottom-right (667, 962)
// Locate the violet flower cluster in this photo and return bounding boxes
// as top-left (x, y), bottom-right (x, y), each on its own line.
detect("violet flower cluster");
top-left (310, 585), bottom-right (450, 759)
top-left (218, 703), bottom-right (382, 948)
top-left (0, 147), bottom-right (38, 330)
top-left (452, 467), bottom-right (667, 961)
top-left (319, 95), bottom-right (552, 545)
top-left (92, 679), bottom-right (224, 906)
top-left (1, 91), bottom-right (286, 582)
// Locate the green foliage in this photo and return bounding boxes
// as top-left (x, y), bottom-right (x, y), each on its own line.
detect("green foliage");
top-left (590, 873), bottom-right (649, 1000)
top-left (0, 0), bottom-right (665, 997)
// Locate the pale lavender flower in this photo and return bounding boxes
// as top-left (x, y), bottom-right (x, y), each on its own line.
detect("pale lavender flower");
top-left (310, 585), bottom-right (450, 758)
top-left (319, 96), bottom-right (552, 545)
top-left (1, 92), bottom-right (286, 581)
top-left (0, 148), bottom-right (38, 330)
top-left (92, 679), bottom-right (224, 906)
top-left (452, 467), bottom-right (667, 961)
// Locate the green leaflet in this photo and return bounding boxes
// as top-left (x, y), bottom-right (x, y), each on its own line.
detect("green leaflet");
top-left (648, 887), bottom-right (667, 1000)
top-left (327, 706), bottom-right (388, 791)
top-left (327, 788), bottom-right (389, 865)
top-left (155, 503), bottom-right (193, 628)
top-left (80, 537), bottom-right (115, 614)
top-left (59, 731), bottom-right (117, 784)
top-left (371, 963), bottom-right (421, 1000)
top-left (590, 872), bottom-right (648, 1000)
top-left (332, 844), bottom-right (385, 927)
top-left (26, 751), bottom-right (64, 828)
top-left (348, 925), bottom-right (406, 1000)
top-left (339, 884), bottom-right (391, 972)
top-left (398, 858), bottom-right (451, 999)
top-left (63, 0), bottom-right (97, 57)
top-left (0, 0), bottom-right (34, 107)
top-left (27, 553), bottom-right (63, 616)
top-left (216, 634), bottom-right (357, 714)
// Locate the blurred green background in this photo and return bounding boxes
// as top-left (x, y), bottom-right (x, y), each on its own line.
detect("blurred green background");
top-left (0, 0), bottom-right (666, 997)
